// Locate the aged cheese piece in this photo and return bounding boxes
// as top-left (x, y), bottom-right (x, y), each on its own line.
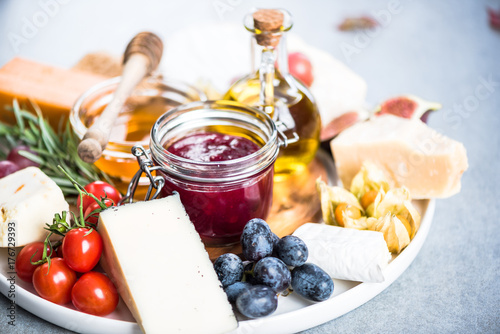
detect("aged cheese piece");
top-left (293, 223), bottom-right (391, 283)
top-left (0, 57), bottom-right (107, 127)
top-left (0, 167), bottom-right (69, 247)
top-left (98, 194), bottom-right (238, 334)
top-left (331, 115), bottom-right (468, 199)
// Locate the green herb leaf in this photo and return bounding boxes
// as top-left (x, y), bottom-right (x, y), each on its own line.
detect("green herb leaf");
top-left (1, 99), bottom-right (114, 203)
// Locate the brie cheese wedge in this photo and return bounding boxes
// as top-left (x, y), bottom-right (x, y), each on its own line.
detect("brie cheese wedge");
top-left (293, 223), bottom-right (391, 283)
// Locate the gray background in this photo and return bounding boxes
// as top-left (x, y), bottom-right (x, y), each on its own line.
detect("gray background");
top-left (0, 0), bottom-right (499, 333)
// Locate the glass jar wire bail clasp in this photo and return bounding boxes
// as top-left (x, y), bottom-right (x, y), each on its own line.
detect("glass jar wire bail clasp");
top-left (119, 145), bottom-right (165, 204)
top-left (275, 119), bottom-right (299, 148)
top-left (260, 104), bottom-right (298, 149)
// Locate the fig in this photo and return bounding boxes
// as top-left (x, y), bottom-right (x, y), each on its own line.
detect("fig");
top-left (320, 96), bottom-right (441, 149)
top-left (320, 111), bottom-right (360, 142)
top-left (374, 95), bottom-right (441, 123)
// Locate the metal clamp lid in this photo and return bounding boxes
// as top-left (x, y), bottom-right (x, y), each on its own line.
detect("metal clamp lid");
top-left (262, 104), bottom-right (299, 148)
top-left (275, 119), bottom-right (299, 148)
top-left (119, 145), bottom-right (166, 204)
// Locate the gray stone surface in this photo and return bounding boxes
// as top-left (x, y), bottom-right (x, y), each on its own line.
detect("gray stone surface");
top-left (0, 0), bottom-right (498, 333)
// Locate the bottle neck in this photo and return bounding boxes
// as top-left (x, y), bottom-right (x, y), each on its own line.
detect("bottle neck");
top-left (259, 49), bottom-right (276, 110)
top-left (250, 32), bottom-right (289, 76)
top-left (251, 31), bottom-right (291, 114)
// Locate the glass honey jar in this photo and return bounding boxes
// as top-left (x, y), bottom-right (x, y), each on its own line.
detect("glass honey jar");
top-left (70, 76), bottom-right (206, 195)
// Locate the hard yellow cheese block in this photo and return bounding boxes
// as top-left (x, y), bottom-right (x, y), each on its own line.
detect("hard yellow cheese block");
top-left (331, 115), bottom-right (468, 199)
top-left (98, 194), bottom-right (237, 334)
top-left (0, 57), bottom-right (107, 128)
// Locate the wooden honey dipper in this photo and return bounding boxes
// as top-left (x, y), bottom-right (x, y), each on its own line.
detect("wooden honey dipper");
top-left (77, 32), bottom-right (163, 163)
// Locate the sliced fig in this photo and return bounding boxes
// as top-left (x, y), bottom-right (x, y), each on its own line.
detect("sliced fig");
top-left (374, 95), bottom-right (441, 123)
top-left (320, 111), bottom-right (360, 142)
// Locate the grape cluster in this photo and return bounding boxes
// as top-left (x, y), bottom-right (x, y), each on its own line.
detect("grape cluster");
top-left (214, 218), bottom-right (334, 319)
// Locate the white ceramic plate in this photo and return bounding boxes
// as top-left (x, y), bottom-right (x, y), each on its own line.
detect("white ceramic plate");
top-left (0, 157), bottom-right (434, 334)
top-left (232, 198), bottom-right (434, 334)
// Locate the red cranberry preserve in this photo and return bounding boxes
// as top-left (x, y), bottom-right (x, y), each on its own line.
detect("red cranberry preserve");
top-left (150, 101), bottom-right (281, 246)
top-left (162, 132), bottom-right (274, 246)
top-left (167, 132), bottom-right (260, 162)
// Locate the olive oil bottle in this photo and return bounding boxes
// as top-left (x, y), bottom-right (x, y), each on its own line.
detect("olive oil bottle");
top-left (224, 9), bottom-right (321, 179)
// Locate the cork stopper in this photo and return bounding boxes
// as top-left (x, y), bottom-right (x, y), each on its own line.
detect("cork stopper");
top-left (252, 9), bottom-right (284, 47)
top-left (123, 32), bottom-right (163, 74)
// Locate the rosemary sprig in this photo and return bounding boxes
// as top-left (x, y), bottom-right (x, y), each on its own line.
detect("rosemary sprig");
top-left (0, 99), bottom-right (113, 202)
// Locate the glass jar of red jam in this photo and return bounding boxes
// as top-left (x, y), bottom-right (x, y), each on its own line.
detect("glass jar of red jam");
top-left (150, 100), bottom-right (284, 246)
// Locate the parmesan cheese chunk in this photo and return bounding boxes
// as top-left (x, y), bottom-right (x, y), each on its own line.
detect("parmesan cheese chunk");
top-left (0, 167), bottom-right (69, 247)
top-left (331, 115), bottom-right (468, 199)
top-left (98, 194), bottom-right (237, 334)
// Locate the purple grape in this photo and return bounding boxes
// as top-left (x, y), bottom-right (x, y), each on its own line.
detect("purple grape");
top-left (0, 160), bottom-right (21, 178)
top-left (271, 232), bottom-right (280, 248)
top-left (254, 257), bottom-right (291, 293)
top-left (224, 281), bottom-right (252, 303)
top-left (291, 263), bottom-right (334, 302)
top-left (240, 218), bottom-right (273, 261)
top-left (271, 232), bottom-right (280, 257)
top-left (236, 285), bottom-right (278, 318)
top-left (8, 145), bottom-right (39, 168)
top-left (276, 235), bottom-right (309, 267)
top-left (214, 253), bottom-right (244, 288)
top-left (7, 145), bottom-right (39, 169)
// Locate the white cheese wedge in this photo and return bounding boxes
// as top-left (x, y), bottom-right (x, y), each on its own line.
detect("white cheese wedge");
top-left (293, 223), bottom-right (392, 283)
top-left (331, 115), bottom-right (468, 199)
top-left (98, 194), bottom-right (238, 334)
top-left (0, 167), bottom-right (68, 247)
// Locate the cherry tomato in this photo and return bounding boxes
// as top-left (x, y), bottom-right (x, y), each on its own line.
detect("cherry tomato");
top-left (76, 181), bottom-right (122, 213)
top-left (32, 258), bottom-right (77, 305)
top-left (288, 52), bottom-right (314, 87)
top-left (84, 198), bottom-right (114, 226)
top-left (15, 242), bottom-right (51, 282)
top-left (54, 243), bottom-right (64, 258)
top-left (334, 203), bottom-right (362, 227)
top-left (62, 228), bottom-right (103, 273)
top-left (71, 272), bottom-right (119, 316)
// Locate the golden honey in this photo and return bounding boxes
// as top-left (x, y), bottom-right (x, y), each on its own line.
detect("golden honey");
top-left (71, 77), bottom-right (206, 195)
